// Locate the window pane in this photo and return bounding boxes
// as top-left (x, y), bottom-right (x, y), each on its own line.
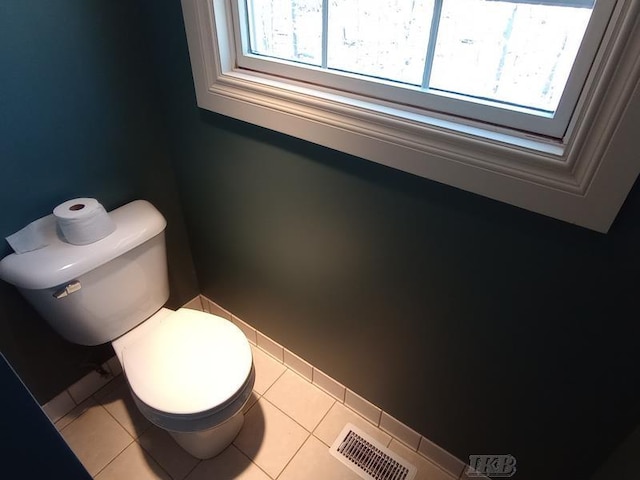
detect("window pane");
top-left (246, 0), bottom-right (323, 66)
top-left (327, 0), bottom-right (434, 85)
top-left (429, 0), bottom-right (593, 113)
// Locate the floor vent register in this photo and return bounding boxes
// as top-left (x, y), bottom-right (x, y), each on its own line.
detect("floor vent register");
top-left (330, 423), bottom-right (417, 480)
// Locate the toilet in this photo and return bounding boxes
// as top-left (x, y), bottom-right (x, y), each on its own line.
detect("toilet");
top-left (0, 200), bottom-right (254, 459)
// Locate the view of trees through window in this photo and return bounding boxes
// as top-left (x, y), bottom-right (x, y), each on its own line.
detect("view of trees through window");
top-left (246, 0), bottom-right (594, 114)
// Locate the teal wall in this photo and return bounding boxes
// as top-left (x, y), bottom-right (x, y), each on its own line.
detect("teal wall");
top-left (0, 1), bottom-right (199, 402)
top-left (173, 113), bottom-right (640, 480)
top-left (144, 2), bottom-right (640, 480)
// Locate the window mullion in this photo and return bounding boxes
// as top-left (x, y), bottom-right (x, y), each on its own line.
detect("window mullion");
top-left (245, 0), bottom-right (256, 54)
top-left (422, 0), bottom-right (444, 89)
top-left (321, 0), bottom-right (329, 69)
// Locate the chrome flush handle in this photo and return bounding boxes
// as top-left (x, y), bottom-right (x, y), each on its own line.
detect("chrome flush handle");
top-left (53, 280), bottom-right (81, 299)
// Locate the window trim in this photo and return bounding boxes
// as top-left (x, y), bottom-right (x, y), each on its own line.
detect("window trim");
top-left (236, 0), bottom-right (615, 138)
top-left (180, 0), bottom-right (640, 232)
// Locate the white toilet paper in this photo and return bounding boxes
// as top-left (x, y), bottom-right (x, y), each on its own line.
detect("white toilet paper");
top-left (5, 214), bottom-right (57, 254)
top-left (53, 198), bottom-right (116, 245)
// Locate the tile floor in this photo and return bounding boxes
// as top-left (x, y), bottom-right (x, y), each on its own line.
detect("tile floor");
top-left (53, 344), bottom-right (460, 480)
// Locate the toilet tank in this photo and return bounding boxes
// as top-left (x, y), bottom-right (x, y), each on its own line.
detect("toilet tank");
top-left (0, 200), bottom-right (169, 346)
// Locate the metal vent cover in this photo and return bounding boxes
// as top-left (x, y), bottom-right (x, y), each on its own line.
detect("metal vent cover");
top-left (330, 423), bottom-right (417, 480)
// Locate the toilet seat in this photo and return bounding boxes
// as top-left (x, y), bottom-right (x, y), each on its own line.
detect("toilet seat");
top-left (130, 363), bottom-right (255, 433)
top-left (121, 308), bottom-right (253, 418)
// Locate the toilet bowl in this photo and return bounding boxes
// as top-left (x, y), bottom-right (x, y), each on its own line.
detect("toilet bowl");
top-left (0, 200), bottom-right (254, 458)
top-left (113, 307), bottom-right (255, 458)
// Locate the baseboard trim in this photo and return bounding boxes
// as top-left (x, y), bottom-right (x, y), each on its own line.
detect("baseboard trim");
top-left (199, 295), bottom-right (468, 479)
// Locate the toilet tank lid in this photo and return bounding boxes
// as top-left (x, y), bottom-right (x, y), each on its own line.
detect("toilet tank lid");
top-left (0, 200), bottom-right (166, 290)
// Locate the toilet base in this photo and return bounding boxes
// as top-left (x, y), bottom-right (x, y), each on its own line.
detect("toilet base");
top-left (168, 410), bottom-right (245, 459)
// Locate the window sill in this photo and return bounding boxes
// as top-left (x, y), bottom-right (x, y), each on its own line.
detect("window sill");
top-left (181, 0), bottom-right (640, 233)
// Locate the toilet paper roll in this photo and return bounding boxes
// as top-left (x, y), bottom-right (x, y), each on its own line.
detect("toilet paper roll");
top-left (53, 198), bottom-right (116, 245)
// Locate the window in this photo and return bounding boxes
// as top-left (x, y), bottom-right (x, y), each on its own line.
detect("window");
top-left (180, 0), bottom-right (640, 232)
top-left (238, 0), bottom-right (609, 137)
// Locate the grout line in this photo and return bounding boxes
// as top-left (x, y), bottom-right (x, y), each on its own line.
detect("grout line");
top-left (69, 389), bottom-right (79, 407)
top-left (137, 438), bottom-right (176, 480)
top-left (90, 436), bottom-right (135, 479)
top-left (255, 333), bottom-right (285, 364)
top-left (256, 345), bottom-right (284, 365)
top-left (182, 458), bottom-right (202, 480)
top-left (282, 360), bottom-right (329, 397)
top-left (258, 360), bottom-right (287, 398)
top-left (97, 403), bottom-right (137, 442)
top-left (273, 431), bottom-right (312, 480)
top-left (136, 430), bottom-right (198, 480)
top-left (262, 360), bottom-right (339, 446)
top-left (56, 398), bottom-right (101, 433)
top-left (310, 398), bottom-right (337, 440)
top-left (311, 369), bottom-right (346, 403)
top-left (261, 364), bottom-right (342, 437)
top-left (242, 396), bottom-right (258, 416)
top-left (91, 374), bottom-right (119, 402)
top-left (231, 444), bottom-right (274, 480)
top-left (259, 394), bottom-right (314, 435)
top-left (98, 397), bottom-right (150, 441)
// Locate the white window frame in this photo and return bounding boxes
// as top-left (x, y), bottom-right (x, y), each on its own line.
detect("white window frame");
top-left (180, 0), bottom-right (640, 232)
top-left (236, 0), bottom-right (613, 138)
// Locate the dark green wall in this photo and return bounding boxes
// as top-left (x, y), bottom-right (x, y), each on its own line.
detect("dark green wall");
top-left (175, 114), bottom-right (640, 480)
top-left (143, 2), bottom-right (640, 480)
top-left (0, 1), bottom-right (199, 403)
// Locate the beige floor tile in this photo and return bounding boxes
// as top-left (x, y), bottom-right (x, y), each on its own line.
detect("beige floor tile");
top-left (48, 323), bottom-right (463, 480)
top-left (138, 426), bottom-right (200, 480)
top-left (233, 398), bottom-right (309, 478)
top-left (278, 435), bottom-right (362, 480)
top-left (243, 390), bottom-right (260, 414)
top-left (55, 396), bottom-right (98, 431)
top-left (95, 442), bottom-right (171, 480)
top-left (93, 372), bottom-right (122, 400)
top-left (314, 402), bottom-right (392, 448)
top-left (251, 345), bottom-right (286, 395)
top-left (42, 390), bottom-right (76, 423)
top-left (95, 375), bottom-right (152, 438)
top-left (185, 445), bottom-right (270, 480)
top-left (60, 405), bottom-right (133, 476)
top-left (68, 367), bottom-right (115, 404)
top-left (388, 439), bottom-right (457, 480)
top-left (264, 369), bottom-right (334, 431)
